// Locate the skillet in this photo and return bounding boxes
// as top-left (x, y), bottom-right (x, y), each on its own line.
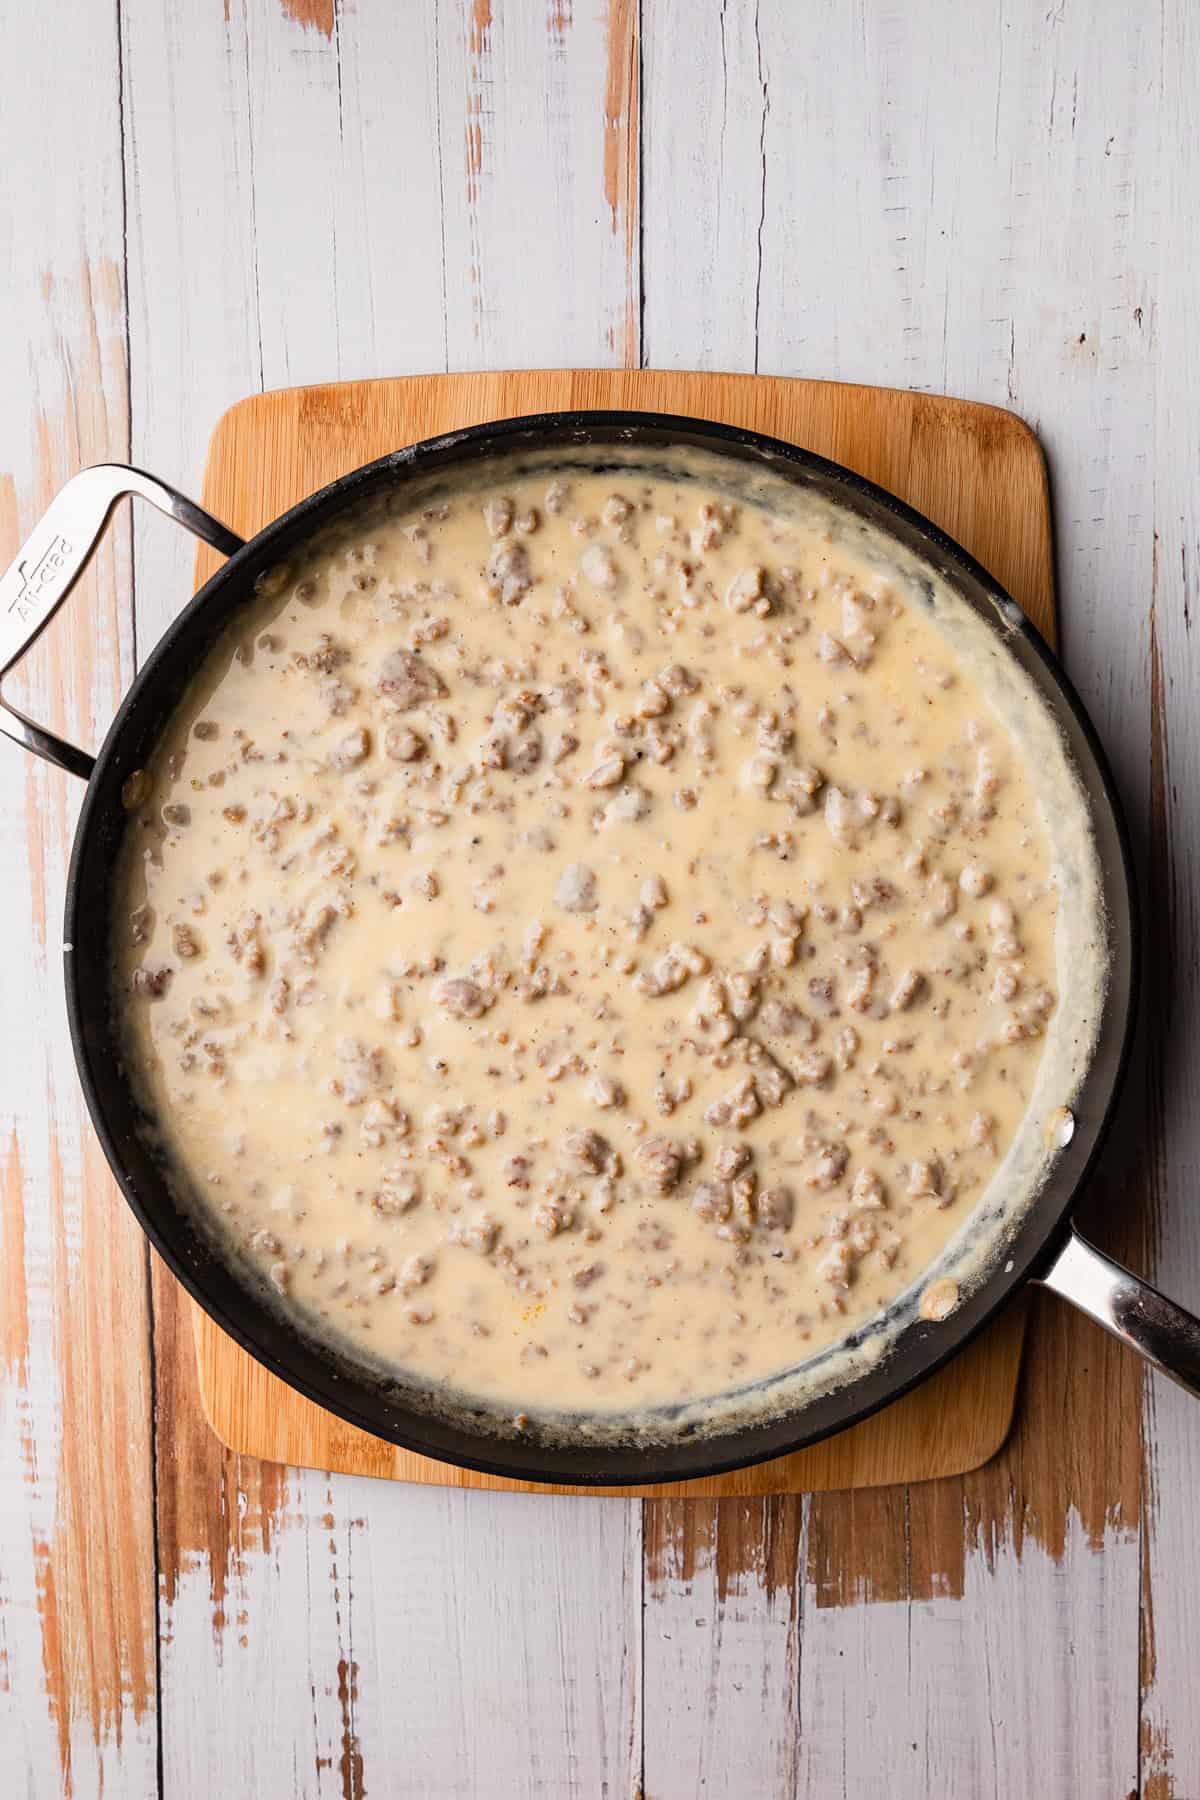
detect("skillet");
top-left (2, 411), bottom-right (1197, 1485)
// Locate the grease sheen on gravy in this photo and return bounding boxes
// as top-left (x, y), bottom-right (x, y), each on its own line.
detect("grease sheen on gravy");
top-left (113, 448), bottom-right (1105, 1436)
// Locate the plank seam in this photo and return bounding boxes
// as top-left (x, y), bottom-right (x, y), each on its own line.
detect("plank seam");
top-left (117, 0), bottom-right (163, 1792)
top-left (432, 0), bottom-right (451, 374)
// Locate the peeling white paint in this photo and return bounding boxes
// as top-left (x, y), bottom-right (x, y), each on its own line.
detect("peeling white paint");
top-left (795, 1507), bottom-right (1139, 1798)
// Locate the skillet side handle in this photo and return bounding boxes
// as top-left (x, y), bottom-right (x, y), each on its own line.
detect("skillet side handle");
top-left (0, 463), bottom-right (244, 781)
top-left (1036, 1227), bottom-right (1200, 1400)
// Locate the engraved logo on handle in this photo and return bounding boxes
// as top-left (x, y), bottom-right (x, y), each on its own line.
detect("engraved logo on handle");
top-left (6, 533), bottom-right (74, 626)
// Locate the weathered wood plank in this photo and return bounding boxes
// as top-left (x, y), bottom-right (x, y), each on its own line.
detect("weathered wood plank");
top-left (641, 0), bottom-right (761, 370)
top-left (1137, 2), bottom-right (1200, 1791)
top-left (123, 2), bottom-right (645, 1793)
top-left (643, 1500), bottom-right (800, 1798)
top-left (0, 5), bottom-right (157, 1796)
top-left (435, 0), bottom-right (641, 369)
top-left (639, 2), bottom-right (1160, 1793)
top-left (332, 1489), bottom-right (642, 1798)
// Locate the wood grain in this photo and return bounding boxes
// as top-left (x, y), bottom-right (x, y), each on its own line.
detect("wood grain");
top-left (0, 6), bottom-right (157, 1796)
top-left (189, 367), bottom-right (1048, 1497)
top-left (122, 5), bottom-right (651, 1794)
top-left (640, 8), bottom-right (1152, 1795)
top-left (642, 1496), bottom-right (801, 1795)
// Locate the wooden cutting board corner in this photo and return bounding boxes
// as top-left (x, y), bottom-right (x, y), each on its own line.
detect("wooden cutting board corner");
top-left (191, 368), bottom-right (1053, 1497)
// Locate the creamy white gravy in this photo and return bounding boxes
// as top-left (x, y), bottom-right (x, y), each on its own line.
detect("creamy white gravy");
top-left (113, 450), bottom-right (1105, 1434)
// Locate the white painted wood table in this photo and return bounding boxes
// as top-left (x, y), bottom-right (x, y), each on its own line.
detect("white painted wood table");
top-left (1, 2), bottom-right (1196, 1794)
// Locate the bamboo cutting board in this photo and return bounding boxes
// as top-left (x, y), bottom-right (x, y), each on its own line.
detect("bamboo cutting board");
top-left (189, 369), bottom-right (1051, 1495)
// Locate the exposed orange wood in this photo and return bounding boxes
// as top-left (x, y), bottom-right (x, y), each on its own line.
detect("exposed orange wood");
top-left (279, 0), bottom-right (334, 38)
top-left (604, 0), bottom-right (640, 366)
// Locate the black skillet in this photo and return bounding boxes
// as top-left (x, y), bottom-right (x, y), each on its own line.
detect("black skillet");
top-left (3, 412), bottom-right (1198, 1486)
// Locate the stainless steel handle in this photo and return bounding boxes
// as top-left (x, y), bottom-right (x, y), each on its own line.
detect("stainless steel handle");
top-left (1037, 1227), bottom-right (1200, 1399)
top-left (0, 463), bottom-right (244, 781)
